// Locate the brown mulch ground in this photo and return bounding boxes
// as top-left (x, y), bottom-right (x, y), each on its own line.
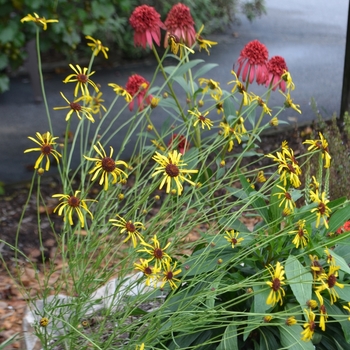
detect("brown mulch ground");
top-left (0, 124), bottom-right (308, 349)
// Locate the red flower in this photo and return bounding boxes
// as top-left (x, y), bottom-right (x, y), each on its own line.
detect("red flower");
top-left (164, 3), bottom-right (196, 48)
top-left (336, 220), bottom-right (350, 235)
top-left (125, 74), bottom-right (153, 111)
top-left (168, 134), bottom-right (190, 155)
top-left (234, 40), bottom-right (268, 85)
top-left (129, 5), bottom-right (165, 49)
top-left (265, 56), bottom-right (288, 92)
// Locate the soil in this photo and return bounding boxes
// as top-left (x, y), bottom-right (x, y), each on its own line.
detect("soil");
top-left (0, 124), bottom-right (309, 349)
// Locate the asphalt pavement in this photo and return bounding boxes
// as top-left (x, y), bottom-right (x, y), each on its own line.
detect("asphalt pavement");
top-left (0, 0), bottom-right (348, 184)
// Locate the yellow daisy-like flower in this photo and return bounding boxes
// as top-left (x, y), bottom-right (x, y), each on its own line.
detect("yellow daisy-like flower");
top-left (270, 117), bottom-right (278, 126)
top-left (109, 215), bottom-right (145, 248)
top-left (108, 83), bottom-right (132, 102)
top-left (281, 70), bottom-right (295, 91)
top-left (63, 64), bottom-right (99, 97)
top-left (343, 302), bottom-right (350, 320)
top-left (309, 254), bottom-right (324, 281)
top-left (228, 71), bottom-right (251, 106)
top-left (279, 90), bottom-right (301, 114)
top-left (266, 261), bottom-right (286, 306)
top-left (301, 309), bottom-right (316, 341)
top-left (138, 235), bottom-right (171, 269)
top-left (85, 36), bottom-right (109, 59)
top-left (310, 189), bottom-right (331, 228)
top-left (306, 299), bottom-right (318, 309)
top-left (152, 150), bottom-right (198, 195)
top-left (257, 170), bottom-right (266, 183)
top-left (316, 265), bottom-right (344, 304)
top-left (285, 316), bottom-right (297, 326)
top-left (166, 33), bottom-right (194, 56)
top-left (319, 302), bottom-right (328, 331)
top-left (188, 108), bottom-right (213, 130)
top-left (324, 248), bottom-right (335, 266)
top-left (53, 92), bottom-right (95, 123)
top-left (289, 219), bottom-right (309, 249)
top-left (250, 93), bottom-right (273, 116)
top-left (151, 140), bottom-right (166, 152)
top-left (52, 191), bottom-right (96, 228)
top-left (135, 343), bottom-right (145, 350)
top-left (84, 142), bottom-right (128, 191)
top-left (160, 259), bottom-right (182, 290)
top-left (303, 132), bottom-right (331, 168)
top-left (274, 185), bottom-right (296, 212)
top-left (85, 92), bottom-right (107, 118)
top-left (198, 77), bottom-right (222, 100)
top-left (224, 230), bottom-right (244, 249)
top-left (20, 13), bottom-right (58, 30)
top-left (134, 258), bottom-right (160, 287)
top-left (195, 24), bottom-right (217, 55)
top-left (24, 132), bottom-right (62, 171)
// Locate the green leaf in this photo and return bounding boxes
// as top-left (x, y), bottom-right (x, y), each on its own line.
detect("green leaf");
top-left (194, 63), bottom-right (218, 79)
top-left (285, 255), bottom-right (313, 308)
top-left (164, 59), bottom-right (204, 78)
top-left (0, 26), bottom-right (15, 43)
top-left (0, 54), bottom-right (8, 70)
top-left (216, 324), bottom-right (238, 350)
top-left (325, 250), bottom-right (350, 275)
top-left (335, 284), bottom-right (350, 302)
top-left (0, 74), bottom-right (9, 93)
top-left (279, 325), bottom-right (315, 350)
top-left (328, 203), bottom-right (350, 233)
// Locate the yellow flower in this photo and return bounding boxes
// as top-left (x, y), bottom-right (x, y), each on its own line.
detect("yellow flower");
top-left (224, 230), bottom-right (244, 249)
top-left (135, 343), bottom-right (145, 350)
top-left (310, 189), bottom-right (331, 228)
top-left (53, 92), bottom-right (95, 123)
top-left (303, 132), bottom-right (331, 168)
top-left (134, 259), bottom-right (160, 287)
top-left (52, 191), bottom-right (96, 228)
top-left (270, 117), bottom-right (278, 126)
top-left (251, 93), bottom-right (273, 116)
top-left (195, 25), bottom-right (217, 55)
top-left (166, 33), bottom-right (194, 56)
top-left (228, 71), bottom-right (251, 106)
top-left (63, 64), bottom-right (99, 97)
top-left (266, 261), bottom-right (286, 306)
top-left (343, 302), bottom-right (350, 320)
top-left (324, 248), bottom-right (335, 265)
top-left (138, 235), bottom-right (171, 269)
top-left (188, 108), bottom-right (213, 130)
top-left (160, 259), bottom-right (182, 290)
top-left (152, 150), bottom-right (198, 195)
top-left (84, 142), bottom-right (128, 191)
top-left (85, 36), bottom-right (109, 59)
top-left (289, 219), bottom-right (309, 249)
top-left (306, 299), bottom-right (318, 309)
top-left (198, 78), bottom-right (222, 100)
top-left (151, 140), bottom-right (166, 152)
top-left (85, 92), bottom-right (107, 117)
top-left (301, 309), bottom-right (316, 341)
top-left (257, 170), bottom-right (266, 183)
top-left (39, 317), bottom-right (49, 327)
top-left (21, 13), bottom-right (58, 30)
top-left (279, 90), bottom-right (301, 114)
top-left (285, 316), bottom-right (297, 326)
top-left (109, 215), bottom-right (145, 247)
top-left (24, 132), bottom-right (62, 171)
top-left (309, 254), bottom-right (324, 281)
top-left (282, 70), bottom-right (295, 90)
top-left (274, 185), bottom-right (296, 212)
top-left (316, 265), bottom-right (344, 304)
top-left (108, 83), bottom-right (132, 102)
top-left (316, 293), bottom-right (328, 331)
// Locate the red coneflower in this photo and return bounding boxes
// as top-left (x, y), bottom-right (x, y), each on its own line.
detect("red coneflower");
top-left (164, 3), bottom-right (196, 48)
top-left (129, 5), bottom-right (165, 49)
top-left (125, 74), bottom-right (153, 111)
top-left (168, 134), bottom-right (190, 155)
top-left (265, 56), bottom-right (288, 91)
top-left (234, 40), bottom-right (268, 85)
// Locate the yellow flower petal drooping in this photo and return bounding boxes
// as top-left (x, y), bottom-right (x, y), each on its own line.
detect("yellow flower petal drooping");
top-left (21, 13), bottom-right (58, 30)
top-left (266, 261), bottom-right (286, 306)
top-left (85, 36), bottom-right (109, 59)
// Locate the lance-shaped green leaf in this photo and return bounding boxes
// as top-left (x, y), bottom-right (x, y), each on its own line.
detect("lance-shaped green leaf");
top-left (285, 255), bottom-right (313, 308)
top-left (279, 325), bottom-right (315, 350)
top-left (216, 323), bottom-right (238, 350)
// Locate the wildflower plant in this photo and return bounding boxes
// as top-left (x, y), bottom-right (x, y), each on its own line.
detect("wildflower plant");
top-left (3, 5), bottom-right (350, 350)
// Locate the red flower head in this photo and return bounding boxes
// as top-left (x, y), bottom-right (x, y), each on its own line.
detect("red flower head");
top-left (234, 40), bottom-right (269, 85)
top-left (129, 5), bottom-right (165, 49)
top-left (168, 134), bottom-right (190, 155)
top-left (164, 3), bottom-right (196, 48)
top-left (125, 74), bottom-right (153, 111)
top-left (265, 56), bottom-right (288, 92)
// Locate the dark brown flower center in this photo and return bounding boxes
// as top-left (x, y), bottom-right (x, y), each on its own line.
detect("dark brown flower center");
top-left (199, 115), bottom-right (206, 121)
top-left (309, 321), bottom-right (316, 331)
top-left (311, 260), bottom-right (323, 275)
top-left (231, 238), bottom-right (238, 244)
top-left (144, 266), bottom-right (152, 275)
top-left (41, 144), bottom-right (52, 155)
top-left (298, 228), bottom-right (304, 237)
top-left (77, 74), bottom-right (88, 83)
top-left (320, 304), bottom-right (326, 314)
top-left (165, 163), bottom-right (179, 177)
top-left (272, 278), bottom-right (281, 291)
top-left (208, 81), bottom-right (216, 90)
top-left (166, 271), bottom-right (174, 280)
top-left (168, 34), bottom-right (179, 45)
top-left (70, 102), bottom-right (82, 111)
top-left (318, 202), bottom-right (326, 215)
top-left (101, 157), bottom-right (116, 172)
top-left (125, 221), bottom-right (135, 232)
top-left (328, 274), bottom-right (336, 288)
top-left (285, 192), bottom-right (292, 200)
top-left (153, 248), bottom-right (163, 259)
top-left (68, 196), bottom-right (80, 207)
